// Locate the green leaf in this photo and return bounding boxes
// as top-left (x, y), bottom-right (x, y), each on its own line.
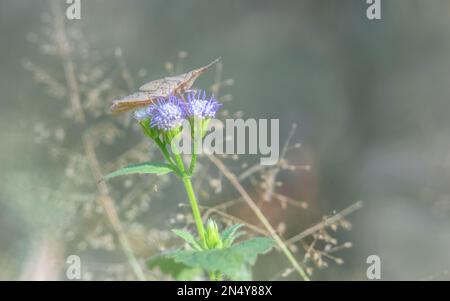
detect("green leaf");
top-left (229, 265), bottom-right (252, 281)
top-left (104, 162), bottom-right (174, 180)
top-left (147, 250), bottom-right (202, 280)
top-left (224, 231), bottom-right (245, 248)
top-left (172, 229), bottom-right (203, 251)
top-left (221, 224), bottom-right (243, 241)
top-left (170, 237), bottom-right (275, 279)
top-left (220, 224), bottom-right (244, 247)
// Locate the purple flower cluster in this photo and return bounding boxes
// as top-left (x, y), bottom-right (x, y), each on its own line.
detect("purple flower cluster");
top-left (134, 90), bottom-right (221, 131)
top-left (149, 95), bottom-right (184, 131)
top-left (184, 90), bottom-right (222, 119)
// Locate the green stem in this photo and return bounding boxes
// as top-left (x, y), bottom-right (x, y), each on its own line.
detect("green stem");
top-left (188, 140), bottom-right (198, 175)
top-left (173, 150), bottom-right (216, 281)
top-left (181, 175), bottom-right (206, 247)
top-left (215, 271), bottom-right (222, 281)
top-left (155, 138), bottom-right (176, 167)
top-left (208, 271), bottom-right (221, 281)
top-left (209, 272), bottom-right (216, 281)
top-left (172, 151), bottom-right (206, 246)
top-left (173, 152), bottom-right (186, 174)
top-left (188, 118), bottom-right (203, 175)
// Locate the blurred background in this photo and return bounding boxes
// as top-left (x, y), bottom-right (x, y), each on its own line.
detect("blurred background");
top-left (1, 0), bottom-right (450, 280)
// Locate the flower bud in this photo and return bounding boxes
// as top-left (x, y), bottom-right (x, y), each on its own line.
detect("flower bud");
top-left (205, 219), bottom-right (223, 249)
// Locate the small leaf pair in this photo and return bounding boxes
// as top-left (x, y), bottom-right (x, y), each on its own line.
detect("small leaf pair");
top-left (147, 237), bottom-right (275, 280)
top-left (221, 223), bottom-right (245, 248)
top-left (172, 222), bottom-right (244, 251)
top-left (172, 229), bottom-right (203, 251)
